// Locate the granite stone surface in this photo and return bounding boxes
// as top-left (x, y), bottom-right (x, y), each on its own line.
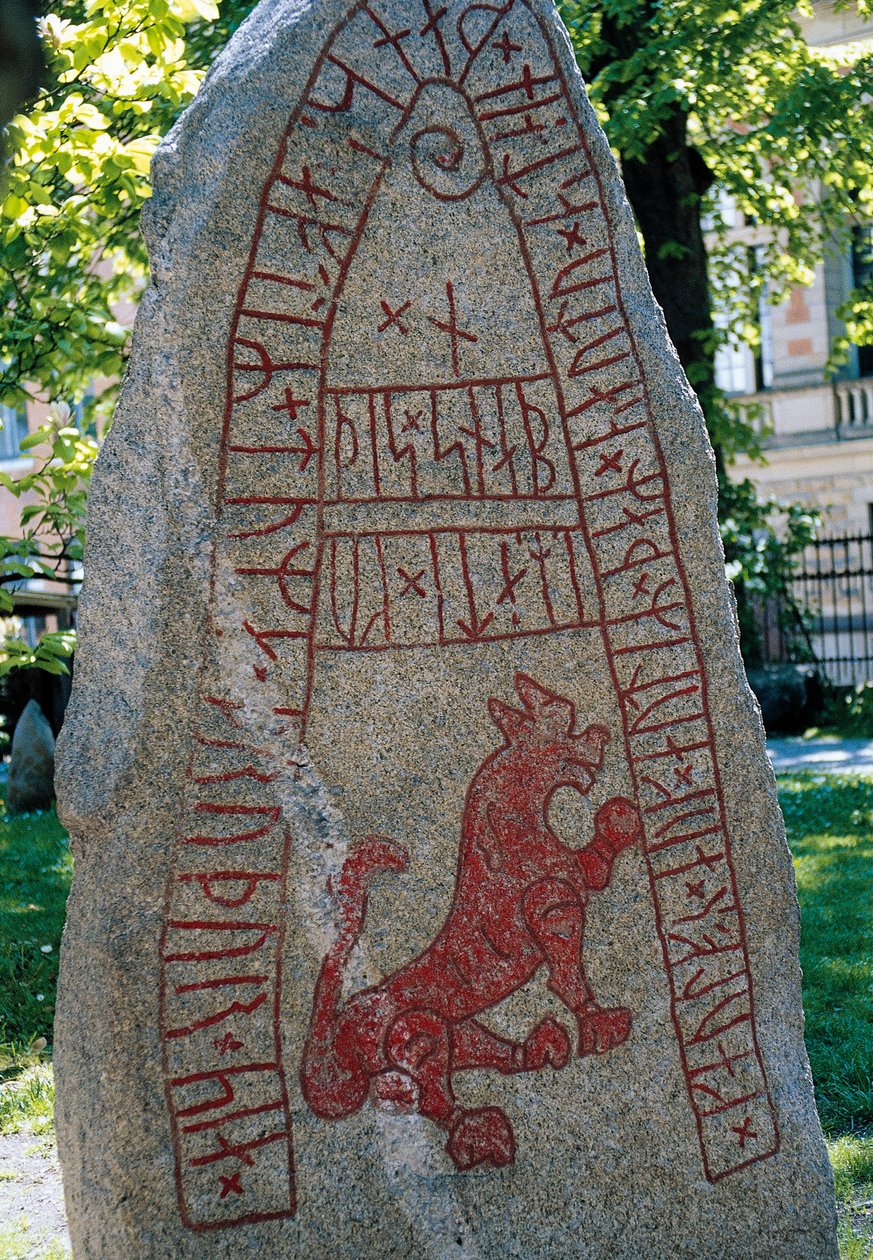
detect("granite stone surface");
top-left (54, 1), bottom-right (838, 1255)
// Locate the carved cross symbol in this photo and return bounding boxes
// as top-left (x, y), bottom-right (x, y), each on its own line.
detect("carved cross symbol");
top-left (731, 1117), bottom-right (758, 1150)
top-left (397, 567), bottom-right (427, 597)
top-left (402, 408), bottom-right (424, 433)
top-left (427, 281), bottom-right (478, 377)
top-left (379, 299), bottom-right (412, 335)
top-left (213, 1031), bottom-right (243, 1056)
top-left (557, 221), bottom-right (587, 253)
top-left (272, 387), bottom-right (311, 422)
top-left (493, 31), bottom-right (522, 62)
top-left (373, 22), bottom-right (412, 54)
top-left (219, 1173), bottom-right (244, 1199)
top-left (420, 1), bottom-right (448, 41)
top-left (286, 163), bottom-right (336, 208)
top-left (674, 763), bottom-right (694, 787)
top-left (517, 63), bottom-right (539, 100)
top-left (595, 448), bottom-right (624, 477)
top-left (685, 878), bottom-right (706, 900)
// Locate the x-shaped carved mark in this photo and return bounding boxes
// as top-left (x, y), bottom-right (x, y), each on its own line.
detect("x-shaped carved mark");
top-left (219, 1172), bottom-right (244, 1199)
top-left (674, 763), bottom-right (694, 787)
top-left (397, 567), bottom-right (427, 597)
top-left (595, 447), bottom-right (624, 477)
top-left (402, 409), bottom-right (424, 433)
top-left (420, 1), bottom-right (447, 40)
top-left (379, 299), bottom-right (412, 334)
top-left (557, 221), bottom-right (587, 253)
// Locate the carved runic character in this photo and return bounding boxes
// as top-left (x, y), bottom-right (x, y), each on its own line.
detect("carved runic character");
top-left (401, 408), bottom-right (424, 433)
top-left (282, 162), bottom-right (338, 208)
top-left (427, 280), bottom-right (478, 376)
top-left (213, 1031), bottom-right (244, 1056)
top-left (557, 221), bottom-right (587, 253)
top-left (731, 1117), bottom-right (758, 1150)
top-left (272, 387), bottom-right (311, 421)
top-left (419, 0), bottom-right (450, 73)
top-left (370, 20), bottom-right (412, 57)
top-left (219, 1173), bottom-right (244, 1199)
top-left (379, 298), bottom-right (412, 334)
top-left (397, 566), bottom-right (427, 598)
top-left (493, 31), bottom-right (522, 63)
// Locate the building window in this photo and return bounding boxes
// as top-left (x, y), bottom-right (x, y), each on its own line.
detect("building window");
top-left (714, 336), bottom-right (753, 395)
top-left (0, 403), bottom-right (28, 460)
top-left (852, 225), bottom-right (873, 378)
top-left (750, 247), bottom-right (775, 391)
top-left (756, 296), bottom-right (775, 390)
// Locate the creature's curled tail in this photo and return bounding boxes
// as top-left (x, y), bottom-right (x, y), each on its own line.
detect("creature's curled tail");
top-left (301, 837), bottom-right (407, 1119)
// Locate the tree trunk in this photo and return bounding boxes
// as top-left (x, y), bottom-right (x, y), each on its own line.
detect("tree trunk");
top-left (0, 0), bottom-right (44, 150)
top-left (618, 107), bottom-right (721, 465)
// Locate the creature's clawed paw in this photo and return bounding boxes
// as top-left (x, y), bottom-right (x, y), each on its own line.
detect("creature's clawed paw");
top-left (578, 1006), bottom-right (631, 1057)
top-left (447, 1107), bottom-right (516, 1170)
top-left (523, 1017), bottom-right (571, 1071)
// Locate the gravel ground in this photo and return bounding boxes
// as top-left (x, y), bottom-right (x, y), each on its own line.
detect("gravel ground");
top-left (0, 1133), bottom-right (70, 1258)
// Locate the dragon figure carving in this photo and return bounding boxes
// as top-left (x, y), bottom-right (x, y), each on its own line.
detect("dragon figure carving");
top-left (300, 674), bottom-right (643, 1170)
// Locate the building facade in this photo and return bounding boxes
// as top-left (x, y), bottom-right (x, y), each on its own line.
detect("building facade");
top-left (725, 1), bottom-right (873, 534)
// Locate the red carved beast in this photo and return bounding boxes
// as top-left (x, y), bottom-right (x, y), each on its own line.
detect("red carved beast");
top-left (300, 674), bottom-right (643, 1170)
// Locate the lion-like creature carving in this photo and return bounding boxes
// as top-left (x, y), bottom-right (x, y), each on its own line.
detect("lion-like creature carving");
top-left (300, 673), bottom-right (643, 1170)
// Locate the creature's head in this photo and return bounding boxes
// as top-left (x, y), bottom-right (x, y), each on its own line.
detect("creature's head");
top-left (487, 673), bottom-right (610, 799)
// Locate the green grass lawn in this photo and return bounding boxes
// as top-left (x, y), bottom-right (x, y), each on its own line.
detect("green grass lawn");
top-left (0, 777), bottom-right (870, 1255)
top-left (0, 804), bottom-right (69, 1142)
top-left (780, 773), bottom-right (873, 1258)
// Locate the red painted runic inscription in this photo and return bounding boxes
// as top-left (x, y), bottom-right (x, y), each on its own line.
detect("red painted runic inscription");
top-left (301, 675), bottom-right (643, 1170)
top-left (161, 0), bottom-right (781, 1230)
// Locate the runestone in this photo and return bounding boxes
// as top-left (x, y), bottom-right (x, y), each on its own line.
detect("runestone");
top-left (55, 1), bottom-right (838, 1256)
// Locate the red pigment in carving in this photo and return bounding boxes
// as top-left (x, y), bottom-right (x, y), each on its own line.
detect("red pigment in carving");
top-left (300, 674), bottom-right (642, 1170)
top-left (161, 0), bottom-right (782, 1231)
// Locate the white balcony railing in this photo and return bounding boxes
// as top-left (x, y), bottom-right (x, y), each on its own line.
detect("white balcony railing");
top-left (835, 379), bottom-right (873, 431)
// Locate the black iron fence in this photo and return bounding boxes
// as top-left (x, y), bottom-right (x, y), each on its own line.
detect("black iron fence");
top-left (761, 533), bottom-right (873, 685)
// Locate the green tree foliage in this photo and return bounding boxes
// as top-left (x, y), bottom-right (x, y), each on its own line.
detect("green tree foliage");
top-left (1, 0), bottom-right (872, 671)
top-left (559, 0), bottom-right (873, 661)
top-left (0, 0), bottom-right (254, 672)
top-left (1, 0), bottom-right (252, 416)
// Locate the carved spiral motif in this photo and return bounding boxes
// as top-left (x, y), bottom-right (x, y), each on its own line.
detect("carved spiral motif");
top-left (410, 123), bottom-right (486, 201)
